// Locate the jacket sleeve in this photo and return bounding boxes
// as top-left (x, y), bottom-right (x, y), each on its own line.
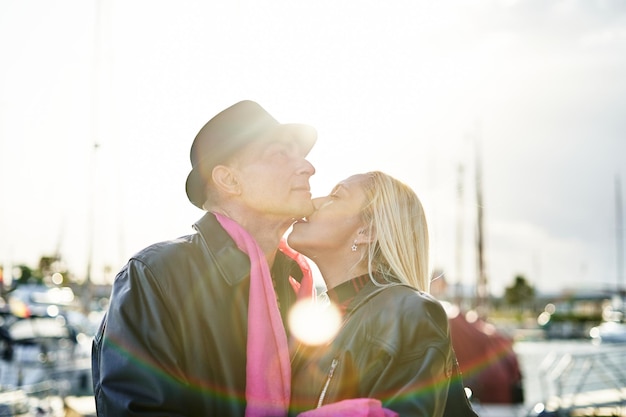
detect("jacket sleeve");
top-left (298, 398), bottom-right (398, 417)
top-left (359, 297), bottom-right (454, 417)
top-left (92, 259), bottom-right (191, 417)
top-left (373, 346), bottom-right (451, 417)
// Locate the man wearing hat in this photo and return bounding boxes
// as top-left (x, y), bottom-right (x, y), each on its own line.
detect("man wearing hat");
top-left (92, 100), bottom-right (317, 416)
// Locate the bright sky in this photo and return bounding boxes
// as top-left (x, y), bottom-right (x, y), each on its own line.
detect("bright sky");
top-left (1, 0), bottom-right (625, 296)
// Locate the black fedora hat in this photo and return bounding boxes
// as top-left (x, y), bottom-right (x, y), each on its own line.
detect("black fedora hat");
top-left (185, 100), bottom-right (317, 209)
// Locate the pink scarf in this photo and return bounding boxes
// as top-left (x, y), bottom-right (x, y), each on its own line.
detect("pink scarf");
top-left (215, 213), bottom-right (303, 417)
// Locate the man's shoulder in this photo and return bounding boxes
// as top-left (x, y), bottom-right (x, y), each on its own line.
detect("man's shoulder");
top-left (131, 233), bottom-right (198, 264)
top-left (129, 212), bottom-right (221, 266)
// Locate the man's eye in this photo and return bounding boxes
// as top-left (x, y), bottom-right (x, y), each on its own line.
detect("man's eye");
top-left (267, 143), bottom-right (290, 157)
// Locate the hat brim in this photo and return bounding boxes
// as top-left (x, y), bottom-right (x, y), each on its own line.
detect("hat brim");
top-left (186, 123), bottom-right (317, 209)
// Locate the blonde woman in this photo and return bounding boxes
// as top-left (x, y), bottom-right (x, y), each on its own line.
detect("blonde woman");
top-left (287, 171), bottom-right (477, 417)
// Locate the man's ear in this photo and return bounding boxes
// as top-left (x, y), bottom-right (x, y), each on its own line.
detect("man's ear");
top-left (211, 165), bottom-right (241, 195)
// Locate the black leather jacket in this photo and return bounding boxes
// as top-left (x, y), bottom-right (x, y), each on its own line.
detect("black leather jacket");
top-left (91, 212), bottom-right (303, 416)
top-left (290, 281), bottom-right (476, 417)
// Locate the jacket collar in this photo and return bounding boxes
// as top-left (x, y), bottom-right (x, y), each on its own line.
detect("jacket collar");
top-left (192, 211), bottom-right (304, 287)
top-left (193, 212), bottom-right (251, 286)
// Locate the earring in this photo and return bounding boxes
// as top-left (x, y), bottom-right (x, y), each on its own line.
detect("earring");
top-left (351, 240), bottom-right (358, 252)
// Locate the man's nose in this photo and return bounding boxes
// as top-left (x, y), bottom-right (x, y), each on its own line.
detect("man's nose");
top-left (297, 158), bottom-right (315, 176)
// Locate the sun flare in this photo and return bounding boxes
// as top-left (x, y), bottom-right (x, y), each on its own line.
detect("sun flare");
top-left (288, 299), bottom-right (342, 346)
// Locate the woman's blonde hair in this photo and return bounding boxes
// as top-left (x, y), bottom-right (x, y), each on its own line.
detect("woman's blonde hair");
top-left (360, 171), bottom-right (430, 292)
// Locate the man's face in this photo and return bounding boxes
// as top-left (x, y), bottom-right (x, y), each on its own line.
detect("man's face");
top-left (229, 137), bottom-right (316, 220)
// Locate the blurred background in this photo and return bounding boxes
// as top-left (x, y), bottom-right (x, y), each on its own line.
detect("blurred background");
top-left (1, 1), bottom-right (625, 416)
top-left (1, 0), bottom-right (624, 295)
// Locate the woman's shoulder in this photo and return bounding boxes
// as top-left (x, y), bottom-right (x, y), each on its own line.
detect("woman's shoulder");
top-left (375, 284), bottom-right (446, 311)
top-left (366, 284), bottom-right (450, 334)
top-left (343, 284), bottom-right (452, 360)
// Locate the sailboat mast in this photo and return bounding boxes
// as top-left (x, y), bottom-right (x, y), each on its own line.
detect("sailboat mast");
top-left (455, 163), bottom-right (465, 306)
top-left (475, 134), bottom-right (488, 311)
top-left (616, 174), bottom-right (624, 294)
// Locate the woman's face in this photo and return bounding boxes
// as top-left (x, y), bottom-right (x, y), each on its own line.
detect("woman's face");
top-left (288, 174), bottom-right (369, 259)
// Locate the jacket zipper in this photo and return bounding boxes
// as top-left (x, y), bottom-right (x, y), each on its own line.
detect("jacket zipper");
top-left (316, 358), bottom-right (339, 408)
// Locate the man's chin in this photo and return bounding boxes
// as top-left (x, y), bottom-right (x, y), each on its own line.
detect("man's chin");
top-left (297, 203), bottom-right (315, 219)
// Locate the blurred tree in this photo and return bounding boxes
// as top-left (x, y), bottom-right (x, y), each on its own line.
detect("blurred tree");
top-left (39, 256), bottom-right (56, 277)
top-left (38, 255), bottom-right (70, 285)
top-left (4, 257), bottom-right (71, 290)
top-left (13, 264), bottom-right (43, 286)
top-left (504, 275), bottom-right (535, 312)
